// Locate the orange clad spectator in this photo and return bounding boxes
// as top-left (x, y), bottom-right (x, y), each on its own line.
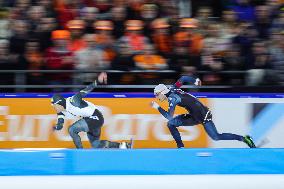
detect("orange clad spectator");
top-left (94, 20), bottom-right (116, 62)
top-left (45, 30), bottom-right (74, 90)
top-left (151, 18), bottom-right (173, 57)
top-left (134, 44), bottom-right (167, 70)
top-left (54, 0), bottom-right (65, 10)
top-left (133, 44), bottom-right (168, 84)
top-left (24, 41), bottom-right (44, 76)
top-left (174, 18), bottom-right (203, 56)
top-left (54, 0), bottom-right (81, 29)
top-left (118, 20), bottom-right (150, 54)
top-left (74, 34), bottom-right (107, 84)
top-left (18, 40), bottom-right (45, 86)
top-left (127, 0), bottom-right (144, 19)
top-left (51, 29), bottom-right (71, 39)
top-left (67, 19), bottom-right (87, 52)
top-left (130, 0), bottom-right (143, 12)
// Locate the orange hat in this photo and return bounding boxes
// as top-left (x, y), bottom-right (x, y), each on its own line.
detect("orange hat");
top-left (125, 20), bottom-right (143, 30)
top-left (142, 3), bottom-right (158, 11)
top-left (51, 30), bottom-right (71, 40)
top-left (151, 18), bottom-right (170, 29)
top-left (67, 19), bottom-right (85, 29)
top-left (94, 20), bottom-right (114, 30)
top-left (180, 18), bottom-right (198, 28)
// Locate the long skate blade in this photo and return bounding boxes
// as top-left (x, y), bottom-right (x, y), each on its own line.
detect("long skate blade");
top-left (256, 138), bottom-right (270, 148)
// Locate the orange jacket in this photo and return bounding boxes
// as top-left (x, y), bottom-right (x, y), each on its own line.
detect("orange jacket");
top-left (174, 31), bottom-right (203, 55)
top-left (134, 54), bottom-right (166, 70)
top-left (68, 39), bottom-right (86, 52)
top-left (95, 34), bottom-right (116, 61)
top-left (152, 33), bottom-right (173, 54)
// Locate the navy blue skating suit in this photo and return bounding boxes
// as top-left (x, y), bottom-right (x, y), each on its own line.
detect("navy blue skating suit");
top-left (157, 76), bottom-right (244, 148)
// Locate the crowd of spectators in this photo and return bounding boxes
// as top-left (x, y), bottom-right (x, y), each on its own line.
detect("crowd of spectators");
top-left (0, 0), bottom-right (284, 91)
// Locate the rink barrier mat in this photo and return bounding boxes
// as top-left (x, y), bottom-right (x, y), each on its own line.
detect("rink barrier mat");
top-left (0, 148), bottom-right (284, 175)
top-left (1, 92), bottom-right (284, 98)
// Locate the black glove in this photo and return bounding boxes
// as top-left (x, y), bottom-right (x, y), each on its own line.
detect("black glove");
top-left (53, 124), bottom-right (63, 131)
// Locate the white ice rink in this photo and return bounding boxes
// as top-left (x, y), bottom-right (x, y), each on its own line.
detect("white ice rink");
top-left (1, 175), bottom-right (284, 189)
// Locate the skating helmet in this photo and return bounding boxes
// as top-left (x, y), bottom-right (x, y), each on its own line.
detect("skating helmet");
top-left (51, 94), bottom-right (66, 106)
top-left (154, 84), bottom-right (170, 96)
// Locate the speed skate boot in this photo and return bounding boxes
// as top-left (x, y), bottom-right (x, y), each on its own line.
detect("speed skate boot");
top-left (119, 138), bottom-right (134, 149)
top-left (243, 135), bottom-right (256, 148)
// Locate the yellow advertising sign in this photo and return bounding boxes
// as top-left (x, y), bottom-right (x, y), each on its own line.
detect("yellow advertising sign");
top-left (0, 98), bottom-right (209, 148)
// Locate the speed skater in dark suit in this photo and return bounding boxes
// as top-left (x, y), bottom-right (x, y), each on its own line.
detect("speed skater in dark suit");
top-left (150, 76), bottom-right (256, 148)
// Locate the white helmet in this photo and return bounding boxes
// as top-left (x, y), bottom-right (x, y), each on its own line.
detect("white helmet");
top-left (154, 84), bottom-right (170, 96)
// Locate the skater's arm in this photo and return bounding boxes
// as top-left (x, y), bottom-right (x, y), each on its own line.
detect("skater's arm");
top-left (72, 72), bottom-right (107, 105)
top-left (151, 95), bottom-right (180, 120)
top-left (173, 75), bottom-right (201, 88)
top-left (69, 82), bottom-right (96, 106)
top-left (53, 112), bottom-right (65, 130)
top-left (157, 105), bottom-right (176, 120)
top-left (159, 96), bottom-right (179, 120)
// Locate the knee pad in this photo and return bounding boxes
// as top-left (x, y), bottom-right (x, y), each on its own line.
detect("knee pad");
top-left (168, 118), bottom-right (182, 127)
top-left (168, 119), bottom-right (175, 126)
top-left (167, 122), bottom-right (178, 129)
top-left (209, 133), bottom-right (220, 141)
top-left (68, 126), bottom-right (79, 136)
top-left (68, 126), bottom-right (74, 135)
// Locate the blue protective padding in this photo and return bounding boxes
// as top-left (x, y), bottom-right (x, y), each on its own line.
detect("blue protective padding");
top-left (0, 148), bottom-right (284, 175)
top-left (1, 93), bottom-right (284, 98)
top-left (0, 150), bottom-right (67, 175)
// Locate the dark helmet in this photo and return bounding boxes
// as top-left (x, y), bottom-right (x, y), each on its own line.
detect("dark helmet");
top-left (51, 94), bottom-right (66, 106)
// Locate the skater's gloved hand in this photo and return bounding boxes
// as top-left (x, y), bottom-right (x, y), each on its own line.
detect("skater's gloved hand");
top-left (194, 78), bottom-right (202, 86)
top-left (150, 101), bottom-right (160, 110)
top-left (53, 124), bottom-right (63, 131)
top-left (97, 72), bottom-right (107, 84)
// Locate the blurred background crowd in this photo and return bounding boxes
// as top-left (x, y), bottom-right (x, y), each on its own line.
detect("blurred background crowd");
top-left (0, 0), bottom-right (284, 91)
